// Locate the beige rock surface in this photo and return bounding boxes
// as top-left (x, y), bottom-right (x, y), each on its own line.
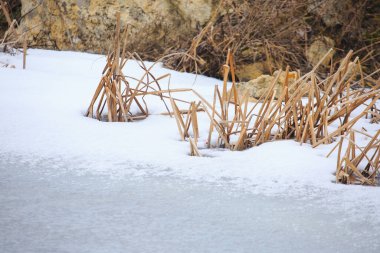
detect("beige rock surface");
top-left (20, 0), bottom-right (216, 53)
top-left (235, 62), bottom-right (268, 82)
top-left (306, 37), bottom-right (335, 67)
top-left (237, 70), bottom-right (299, 100)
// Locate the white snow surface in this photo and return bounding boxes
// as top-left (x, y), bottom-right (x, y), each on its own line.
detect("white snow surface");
top-left (0, 49), bottom-right (379, 202)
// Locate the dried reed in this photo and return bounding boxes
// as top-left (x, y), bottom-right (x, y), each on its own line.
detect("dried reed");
top-left (86, 13), bottom-right (379, 178)
top-left (328, 130), bottom-right (380, 186)
top-left (86, 12), bottom-right (191, 122)
top-left (170, 49), bottom-right (379, 157)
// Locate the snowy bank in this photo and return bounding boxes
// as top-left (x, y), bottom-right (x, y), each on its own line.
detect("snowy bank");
top-left (0, 49), bottom-right (379, 202)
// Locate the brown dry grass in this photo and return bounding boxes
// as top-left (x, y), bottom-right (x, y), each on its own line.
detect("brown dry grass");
top-left (162, 0), bottom-right (380, 80)
top-left (328, 130), bottom-right (380, 186)
top-left (87, 14), bottom-right (380, 185)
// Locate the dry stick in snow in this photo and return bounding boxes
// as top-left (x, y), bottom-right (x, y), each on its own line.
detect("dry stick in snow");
top-left (23, 36), bottom-right (27, 69)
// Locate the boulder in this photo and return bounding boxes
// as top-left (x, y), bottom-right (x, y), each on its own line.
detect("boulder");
top-left (235, 62), bottom-right (268, 82)
top-left (236, 70), bottom-right (299, 100)
top-left (306, 37), bottom-right (335, 67)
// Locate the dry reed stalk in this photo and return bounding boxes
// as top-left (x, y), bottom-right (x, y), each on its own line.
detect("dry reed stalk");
top-left (170, 98), bottom-right (202, 156)
top-left (22, 35), bottom-right (27, 69)
top-left (160, 107), bottom-right (204, 116)
top-left (170, 98), bottom-right (187, 140)
top-left (189, 137), bottom-right (202, 157)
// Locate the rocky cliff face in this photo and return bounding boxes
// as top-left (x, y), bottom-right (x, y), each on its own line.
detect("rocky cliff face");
top-left (21, 0), bottom-right (216, 53)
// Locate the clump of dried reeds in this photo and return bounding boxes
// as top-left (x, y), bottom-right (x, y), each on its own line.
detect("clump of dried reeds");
top-left (327, 130), bottom-right (380, 186)
top-left (86, 12), bottom-right (191, 122)
top-left (247, 50), bottom-right (380, 148)
top-left (86, 11), bottom-right (379, 184)
top-left (170, 49), bottom-right (380, 157)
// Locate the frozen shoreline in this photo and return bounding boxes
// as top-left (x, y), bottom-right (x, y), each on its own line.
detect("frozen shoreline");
top-left (0, 50), bottom-right (379, 194)
top-left (0, 49), bottom-right (380, 250)
top-left (1, 153), bottom-right (380, 253)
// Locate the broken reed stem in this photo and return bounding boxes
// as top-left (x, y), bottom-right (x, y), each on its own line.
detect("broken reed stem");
top-left (23, 36), bottom-right (27, 69)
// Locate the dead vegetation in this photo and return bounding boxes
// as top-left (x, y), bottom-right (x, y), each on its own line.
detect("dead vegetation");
top-left (169, 49), bottom-right (379, 155)
top-left (87, 11), bottom-right (379, 186)
top-left (169, 49), bottom-right (380, 185)
top-left (1, 0), bottom-right (21, 52)
top-left (163, 0), bottom-right (309, 77)
top-left (86, 13), bottom-right (191, 122)
top-left (327, 130), bottom-right (380, 186)
top-left (162, 0), bottom-right (379, 80)
top-left (0, 0), bottom-right (27, 68)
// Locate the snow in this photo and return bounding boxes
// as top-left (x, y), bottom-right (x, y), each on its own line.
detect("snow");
top-left (0, 49), bottom-right (379, 195)
top-left (1, 49), bottom-right (380, 252)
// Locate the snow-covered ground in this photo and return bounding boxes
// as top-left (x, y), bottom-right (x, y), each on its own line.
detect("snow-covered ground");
top-left (0, 50), bottom-right (379, 252)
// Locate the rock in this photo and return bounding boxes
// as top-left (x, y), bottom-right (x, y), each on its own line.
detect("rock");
top-left (20, 0), bottom-right (217, 53)
top-left (306, 37), bottom-right (335, 67)
top-left (235, 62), bottom-right (268, 82)
top-left (237, 70), bottom-right (299, 100)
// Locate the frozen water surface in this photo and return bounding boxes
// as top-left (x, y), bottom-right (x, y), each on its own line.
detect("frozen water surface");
top-left (1, 153), bottom-right (379, 253)
top-left (1, 50), bottom-right (380, 253)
